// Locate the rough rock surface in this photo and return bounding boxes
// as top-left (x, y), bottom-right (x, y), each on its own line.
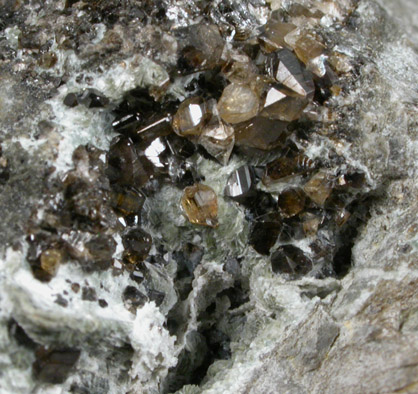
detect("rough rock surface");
top-left (0, 1), bottom-right (417, 394)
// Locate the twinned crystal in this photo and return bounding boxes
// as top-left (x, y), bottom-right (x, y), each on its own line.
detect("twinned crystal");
top-left (181, 184), bottom-right (218, 227)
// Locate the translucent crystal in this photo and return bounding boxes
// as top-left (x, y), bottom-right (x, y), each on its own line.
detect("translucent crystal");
top-left (261, 86), bottom-right (309, 121)
top-left (277, 188), bottom-right (306, 218)
top-left (199, 100), bottom-right (235, 165)
top-left (235, 116), bottom-right (289, 150)
top-left (303, 171), bottom-right (333, 205)
top-left (40, 248), bottom-right (63, 277)
top-left (259, 21), bottom-right (297, 53)
top-left (222, 52), bottom-right (258, 83)
top-left (293, 34), bottom-right (326, 66)
top-left (217, 83), bottom-right (260, 124)
top-left (271, 245), bottom-right (312, 276)
top-left (181, 184), bottom-right (218, 227)
top-left (172, 97), bottom-right (209, 136)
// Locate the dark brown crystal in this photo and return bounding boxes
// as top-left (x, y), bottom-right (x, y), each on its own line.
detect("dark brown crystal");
top-left (277, 188), bottom-right (306, 218)
top-left (271, 245), bottom-right (312, 277)
top-left (122, 228), bottom-right (152, 264)
top-left (33, 347), bottom-right (80, 384)
top-left (264, 154), bottom-right (315, 184)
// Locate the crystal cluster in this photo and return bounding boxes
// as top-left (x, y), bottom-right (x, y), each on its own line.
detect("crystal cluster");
top-left (26, 2), bottom-right (366, 308)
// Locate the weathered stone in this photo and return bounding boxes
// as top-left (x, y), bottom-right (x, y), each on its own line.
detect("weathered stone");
top-left (181, 184), bottom-right (218, 227)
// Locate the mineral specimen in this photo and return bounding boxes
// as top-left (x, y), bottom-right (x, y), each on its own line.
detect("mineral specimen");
top-left (181, 184), bottom-right (218, 227)
top-left (277, 188), bottom-right (306, 218)
top-left (172, 97), bottom-right (209, 136)
top-left (271, 245), bottom-right (312, 277)
top-left (122, 228), bottom-right (152, 264)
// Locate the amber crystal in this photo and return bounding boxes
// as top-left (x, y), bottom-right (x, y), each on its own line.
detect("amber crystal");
top-left (40, 248), bottom-right (63, 277)
top-left (181, 184), bottom-right (218, 227)
top-left (293, 34), bottom-right (326, 66)
top-left (277, 188), bottom-right (306, 218)
top-left (303, 171), bottom-right (333, 205)
top-left (266, 48), bottom-right (315, 98)
top-left (222, 52), bottom-right (258, 83)
top-left (172, 97), bottom-right (209, 136)
top-left (302, 212), bottom-right (322, 236)
top-left (110, 187), bottom-right (145, 216)
top-left (235, 116), bottom-right (289, 151)
top-left (217, 83), bottom-right (260, 124)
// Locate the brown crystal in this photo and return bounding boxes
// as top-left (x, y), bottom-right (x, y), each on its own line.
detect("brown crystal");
top-left (303, 171), bottom-right (333, 205)
top-left (264, 154), bottom-right (315, 184)
top-left (122, 228), bottom-right (152, 264)
top-left (271, 245), bottom-right (312, 277)
top-left (172, 97), bottom-right (209, 137)
top-left (235, 116), bottom-right (289, 151)
top-left (181, 184), bottom-right (218, 227)
top-left (259, 21), bottom-right (297, 53)
top-left (261, 86), bottom-right (309, 121)
top-left (277, 188), bottom-right (306, 218)
top-left (335, 209), bottom-right (351, 227)
top-left (302, 212), bottom-right (322, 236)
top-left (293, 34), bottom-right (325, 65)
top-left (199, 100), bottom-right (235, 165)
top-left (222, 52), bottom-right (258, 83)
top-left (40, 248), bottom-right (63, 277)
top-left (110, 187), bottom-right (145, 216)
top-left (266, 48), bottom-right (315, 98)
top-left (217, 83), bottom-right (260, 124)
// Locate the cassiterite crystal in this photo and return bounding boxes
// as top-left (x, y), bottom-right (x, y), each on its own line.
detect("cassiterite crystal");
top-left (266, 48), bottom-right (315, 97)
top-left (303, 171), bottom-right (333, 205)
top-left (217, 83), bottom-right (260, 124)
top-left (264, 154), bottom-right (315, 184)
top-left (258, 20), bottom-right (297, 53)
top-left (234, 116), bottom-right (289, 151)
top-left (40, 248), bottom-right (63, 277)
top-left (199, 100), bottom-right (235, 165)
top-left (271, 245), bottom-right (312, 277)
top-left (249, 213), bottom-right (281, 255)
top-left (181, 184), bottom-right (218, 227)
top-left (122, 228), bottom-right (152, 264)
top-left (172, 97), bottom-right (209, 137)
top-left (277, 188), bottom-right (306, 218)
top-left (224, 165), bottom-right (256, 203)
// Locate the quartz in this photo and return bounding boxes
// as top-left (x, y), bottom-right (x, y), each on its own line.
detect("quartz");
top-left (122, 228), bottom-right (152, 264)
top-left (224, 165), bottom-right (256, 203)
top-left (303, 171), bottom-right (333, 205)
top-left (181, 184), bottom-right (218, 227)
top-left (172, 97), bottom-right (209, 137)
top-left (266, 48), bottom-right (315, 97)
top-left (235, 116), bottom-right (289, 150)
top-left (217, 83), bottom-right (260, 124)
top-left (277, 188), bottom-right (306, 218)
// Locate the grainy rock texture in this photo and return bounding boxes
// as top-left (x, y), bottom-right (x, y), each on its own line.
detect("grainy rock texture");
top-left (0, 1), bottom-right (417, 394)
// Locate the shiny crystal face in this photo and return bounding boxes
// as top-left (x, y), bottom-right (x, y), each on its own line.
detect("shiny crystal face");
top-left (181, 184), bottom-right (218, 227)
